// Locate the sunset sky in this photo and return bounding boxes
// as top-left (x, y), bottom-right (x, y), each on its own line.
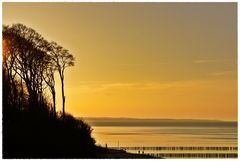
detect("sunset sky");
top-left (3, 3), bottom-right (237, 121)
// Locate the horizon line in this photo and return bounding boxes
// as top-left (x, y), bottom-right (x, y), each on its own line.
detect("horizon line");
top-left (78, 116), bottom-right (237, 122)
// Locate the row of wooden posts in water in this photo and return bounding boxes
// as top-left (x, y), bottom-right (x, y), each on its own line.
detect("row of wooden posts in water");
top-left (110, 146), bottom-right (238, 158)
top-left (110, 146), bottom-right (238, 151)
top-left (149, 153), bottom-right (238, 158)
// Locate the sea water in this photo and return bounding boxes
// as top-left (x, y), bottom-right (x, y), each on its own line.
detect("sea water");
top-left (91, 126), bottom-right (237, 147)
top-left (84, 118), bottom-right (237, 158)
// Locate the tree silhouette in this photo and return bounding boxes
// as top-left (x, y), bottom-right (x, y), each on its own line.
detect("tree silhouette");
top-left (43, 56), bottom-right (57, 116)
top-left (3, 26), bottom-right (18, 109)
top-left (3, 24), bottom-right (50, 110)
top-left (50, 41), bottom-right (75, 120)
top-left (2, 24), bottom-right (63, 118)
top-left (3, 23), bottom-right (75, 118)
top-left (3, 23), bottom-right (96, 158)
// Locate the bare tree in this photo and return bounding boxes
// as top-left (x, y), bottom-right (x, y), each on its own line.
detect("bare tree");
top-left (50, 42), bottom-right (75, 120)
top-left (3, 24), bottom-right (50, 111)
top-left (3, 23), bottom-right (75, 119)
top-left (43, 56), bottom-right (57, 116)
top-left (2, 25), bottom-right (19, 109)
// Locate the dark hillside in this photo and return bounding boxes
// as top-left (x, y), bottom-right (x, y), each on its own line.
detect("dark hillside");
top-left (3, 109), bottom-right (97, 158)
top-left (2, 24), bottom-right (96, 158)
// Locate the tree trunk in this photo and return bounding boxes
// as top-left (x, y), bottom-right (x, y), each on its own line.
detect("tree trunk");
top-left (61, 77), bottom-right (65, 121)
top-left (52, 88), bottom-right (56, 117)
top-left (19, 76), bottom-right (23, 110)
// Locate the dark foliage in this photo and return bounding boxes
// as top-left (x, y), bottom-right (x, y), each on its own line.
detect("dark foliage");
top-left (2, 24), bottom-right (97, 158)
top-left (3, 108), bottom-right (97, 158)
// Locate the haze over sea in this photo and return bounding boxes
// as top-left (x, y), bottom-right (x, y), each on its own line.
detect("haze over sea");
top-left (84, 118), bottom-right (237, 147)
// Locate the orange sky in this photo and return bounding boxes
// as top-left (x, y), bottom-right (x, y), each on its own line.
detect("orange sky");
top-left (2, 3), bottom-right (237, 121)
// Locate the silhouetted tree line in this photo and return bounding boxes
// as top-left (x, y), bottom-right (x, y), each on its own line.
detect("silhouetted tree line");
top-left (3, 23), bottom-right (74, 118)
top-left (2, 24), bottom-right (97, 158)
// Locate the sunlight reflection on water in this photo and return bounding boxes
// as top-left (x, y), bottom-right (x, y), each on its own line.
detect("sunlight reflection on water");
top-left (91, 126), bottom-right (237, 147)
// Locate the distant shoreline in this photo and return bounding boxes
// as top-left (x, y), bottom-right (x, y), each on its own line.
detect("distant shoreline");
top-left (81, 117), bottom-right (237, 122)
top-left (81, 117), bottom-right (237, 127)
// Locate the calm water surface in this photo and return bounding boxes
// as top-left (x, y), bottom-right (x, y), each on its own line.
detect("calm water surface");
top-left (84, 118), bottom-right (237, 158)
top-left (91, 126), bottom-right (237, 147)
